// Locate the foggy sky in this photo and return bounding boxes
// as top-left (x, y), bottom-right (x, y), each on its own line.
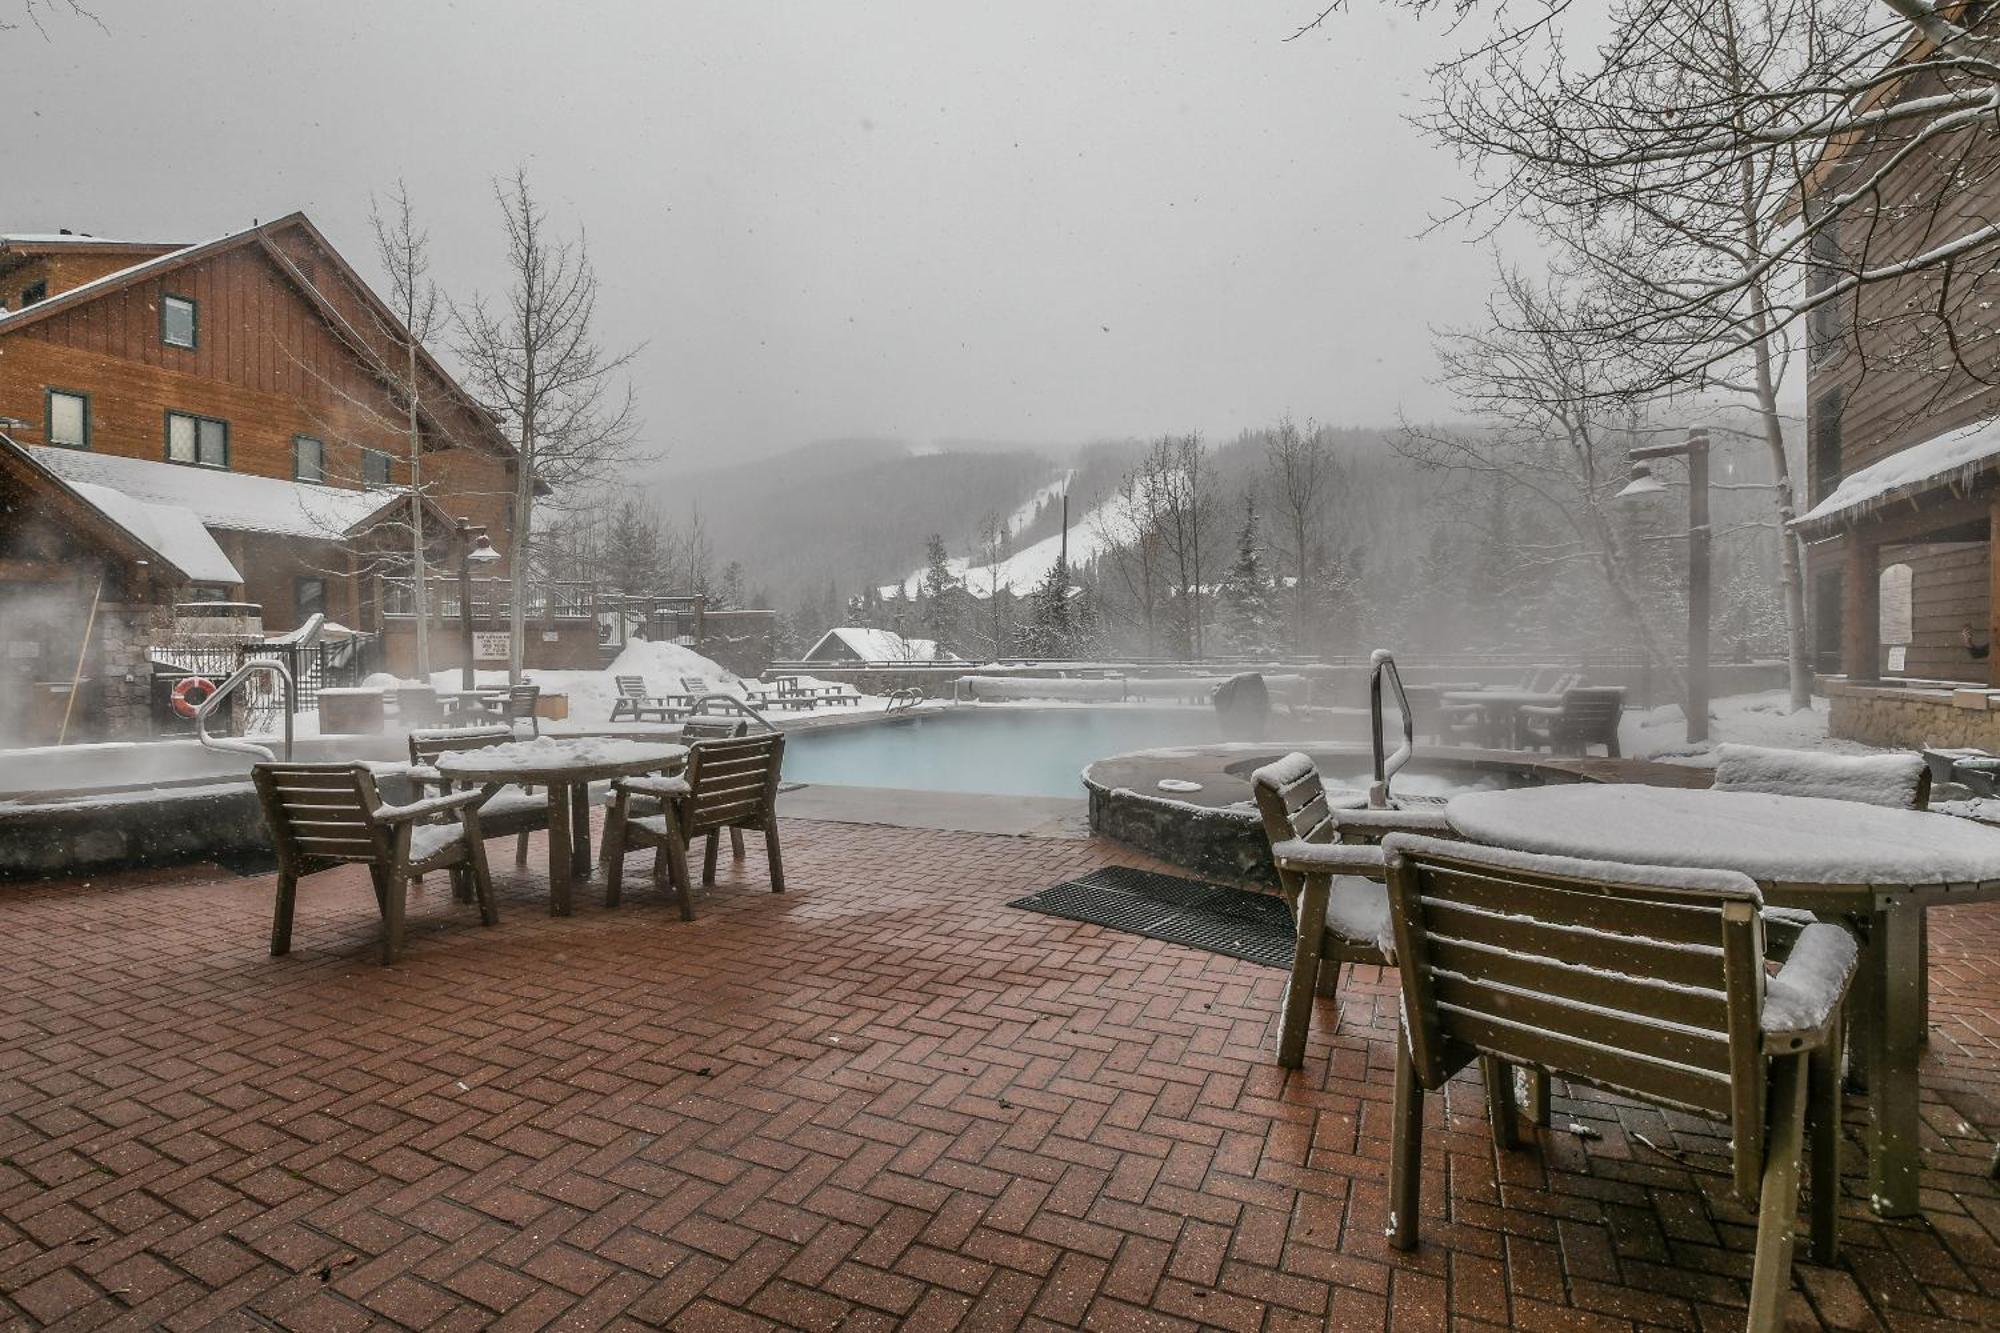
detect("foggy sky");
top-left (9, 2), bottom-right (1515, 471)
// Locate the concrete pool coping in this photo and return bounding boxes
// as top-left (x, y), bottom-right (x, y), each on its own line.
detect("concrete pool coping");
top-left (777, 783), bottom-right (1090, 839)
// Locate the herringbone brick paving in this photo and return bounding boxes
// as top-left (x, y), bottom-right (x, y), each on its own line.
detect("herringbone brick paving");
top-left (1, 817), bottom-right (1998, 1330)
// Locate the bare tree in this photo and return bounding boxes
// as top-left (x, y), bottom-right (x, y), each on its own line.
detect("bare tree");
top-left (369, 182), bottom-right (445, 676)
top-left (1401, 268), bottom-right (1686, 694)
top-left (1262, 414), bottom-right (1336, 653)
top-left (1414, 0), bottom-right (1896, 711)
top-left (455, 171), bottom-right (643, 681)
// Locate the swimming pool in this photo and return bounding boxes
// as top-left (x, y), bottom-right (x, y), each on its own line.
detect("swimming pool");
top-left (782, 708), bottom-right (1264, 798)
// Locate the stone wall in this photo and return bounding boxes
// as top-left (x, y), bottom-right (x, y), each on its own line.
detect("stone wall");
top-left (1826, 680), bottom-right (2000, 749)
top-left (95, 602), bottom-right (171, 740)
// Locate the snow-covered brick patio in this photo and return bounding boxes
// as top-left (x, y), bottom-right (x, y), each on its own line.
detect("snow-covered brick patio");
top-left (1, 819), bottom-right (1998, 1328)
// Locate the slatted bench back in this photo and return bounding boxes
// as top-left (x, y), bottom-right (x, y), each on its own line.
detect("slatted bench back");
top-left (681, 733), bottom-right (785, 836)
top-left (615, 675), bottom-right (647, 699)
top-left (253, 762), bottom-right (389, 867)
top-left (1384, 838), bottom-right (1765, 1131)
top-left (407, 725), bottom-right (515, 773)
top-left (681, 716), bottom-right (750, 743)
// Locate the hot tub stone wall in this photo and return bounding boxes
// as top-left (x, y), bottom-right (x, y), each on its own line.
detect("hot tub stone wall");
top-left (96, 603), bottom-right (171, 739)
top-left (1826, 680), bottom-right (2000, 750)
top-left (1085, 782), bottom-right (1272, 884)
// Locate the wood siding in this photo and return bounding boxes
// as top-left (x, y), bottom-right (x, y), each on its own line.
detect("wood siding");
top-left (1880, 540), bottom-right (1989, 683)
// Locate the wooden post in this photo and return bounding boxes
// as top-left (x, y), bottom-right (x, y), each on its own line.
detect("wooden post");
top-left (1842, 535), bottom-right (1880, 683)
top-left (1987, 499), bottom-right (2000, 688)
top-left (1686, 431), bottom-right (1712, 743)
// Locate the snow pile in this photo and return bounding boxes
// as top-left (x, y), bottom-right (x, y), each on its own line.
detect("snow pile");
top-left (435, 735), bottom-right (684, 777)
top-left (1795, 414), bottom-right (2000, 528)
top-left (1380, 830), bottom-right (1767, 898)
top-left (1711, 743), bottom-right (1927, 809)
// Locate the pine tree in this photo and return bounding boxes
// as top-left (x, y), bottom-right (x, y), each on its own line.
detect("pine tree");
top-left (1019, 559), bottom-right (1076, 660)
top-left (602, 498), bottom-right (665, 595)
top-left (918, 533), bottom-right (960, 654)
top-left (1215, 496), bottom-right (1284, 659)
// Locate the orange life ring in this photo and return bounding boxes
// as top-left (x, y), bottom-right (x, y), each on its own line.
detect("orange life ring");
top-left (170, 675), bottom-right (217, 718)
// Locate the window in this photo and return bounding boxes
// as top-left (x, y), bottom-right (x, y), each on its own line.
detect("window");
top-left (20, 280), bottom-right (46, 307)
top-left (45, 388), bottom-right (89, 449)
top-left (295, 577), bottom-right (327, 621)
top-left (161, 294), bottom-right (197, 349)
top-left (1810, 388), bottom-right (1843, 505)
top-left (362, 448), bottom-right (393, 486)
top-left (1808, 213), bottom-right (1846, 366)
top-left (165, 411), bottom-right (228, 468)
top-left (293, 435), bottom-right (325, 483)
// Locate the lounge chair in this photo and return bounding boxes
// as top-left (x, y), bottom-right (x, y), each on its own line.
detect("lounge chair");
top-left (601, 733), bottom-right (787, 919)
top-left (1518, 686), bottom-right (1626, 756)
top-left (1380, 834), bottom-right (1856, 1333)
top-left (407, 725), bottom-right (549, 869)
top-left (609, 675), bottom-right (688, 722)
top-left (252, 761), bottom-right (498, 964)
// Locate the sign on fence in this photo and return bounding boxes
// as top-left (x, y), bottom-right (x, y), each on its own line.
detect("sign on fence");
top-left (473, 631), bottom-right (512, 662)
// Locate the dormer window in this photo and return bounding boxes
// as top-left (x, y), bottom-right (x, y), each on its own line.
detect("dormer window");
top-left (162, 294), bottom-right (197, 349)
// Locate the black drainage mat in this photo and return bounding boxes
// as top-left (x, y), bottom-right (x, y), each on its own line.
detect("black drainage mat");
top-left (1008, 866), bottom-right (1296, 968)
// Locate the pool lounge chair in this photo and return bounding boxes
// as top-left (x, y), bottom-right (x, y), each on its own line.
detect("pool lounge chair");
top-left (1379, 834), bottom-right (1855, 1333)
top-left (610, 675), bottom-right (689, 722)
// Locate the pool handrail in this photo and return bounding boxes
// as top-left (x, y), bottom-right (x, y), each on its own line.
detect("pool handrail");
top-left (1368, 648), bottom-right (1413, 809)
top-left (686, 692), bottom-right (778, 733)
top-left (195, 654), bottom-right (297, 762)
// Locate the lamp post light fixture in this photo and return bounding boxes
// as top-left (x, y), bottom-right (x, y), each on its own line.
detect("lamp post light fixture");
top-left (1619, 428), bottom-right (1711, 744)
top-left (455, 516), bottom-right (502, 691)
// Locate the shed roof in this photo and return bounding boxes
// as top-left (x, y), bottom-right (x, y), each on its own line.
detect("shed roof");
top-left (1793, 415), bottom-right (2000, 533)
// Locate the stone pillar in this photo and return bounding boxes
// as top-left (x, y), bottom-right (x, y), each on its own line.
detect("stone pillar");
top-left (1842, 535), bottom-right (1880, 684)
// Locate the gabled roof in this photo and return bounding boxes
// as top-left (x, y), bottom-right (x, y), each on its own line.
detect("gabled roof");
top-left (28, 445), bottom-right (447, 543)
top-left (0, 213), bottom-right (518, 463)
top-left (0, 431), bottom-right (237, 584)
top-left (803, 627), bottom-right (956, 663)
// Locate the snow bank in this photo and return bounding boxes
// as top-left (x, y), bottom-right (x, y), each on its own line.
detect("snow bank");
top-left (1711, 743), bottom-right (1927, 809)
top-left (428, 638), bottom-right (738, 726)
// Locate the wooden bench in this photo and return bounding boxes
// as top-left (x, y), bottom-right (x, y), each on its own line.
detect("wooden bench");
top-left (252, 761), bottom-right (498, 964)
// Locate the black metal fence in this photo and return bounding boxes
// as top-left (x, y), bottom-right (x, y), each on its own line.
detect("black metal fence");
top-left (149, 634), bottom-right (382, 731)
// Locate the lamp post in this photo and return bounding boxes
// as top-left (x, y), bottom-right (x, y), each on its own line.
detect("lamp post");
top-left (455, 516), bottom-right (501, 691)
top-left (1618, 428), bottom-right (1711, 744)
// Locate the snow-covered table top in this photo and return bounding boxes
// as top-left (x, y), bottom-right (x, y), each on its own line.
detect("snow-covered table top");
top-left (1446, 784), bottom-right (2000, 891)
top-left (434, 737), bottom-right (687, 784)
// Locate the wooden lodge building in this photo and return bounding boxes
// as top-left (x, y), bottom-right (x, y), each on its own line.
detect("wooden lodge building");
top-left (1791, 15), bottom-right (2000, 747)
top-left (0, 216), bottom-right (528, 737)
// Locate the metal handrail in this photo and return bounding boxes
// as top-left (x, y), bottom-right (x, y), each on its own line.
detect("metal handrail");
top-left (884, 687), bottom-right (926, 713)
top-left (1368, 648), bottom-right (1414, 809)
top-left (687, 692), bottom-right (779, 733)
top-left (195, 656), bottom-right (297, 762)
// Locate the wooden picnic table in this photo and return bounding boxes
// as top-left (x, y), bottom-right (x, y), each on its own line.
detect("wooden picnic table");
top-left (1439, 689), bottom-right (1563, 748)
top-left (436, 737), bottom-right (687, 917)
top-left (1444, 782), bottom-right (2000, 1218)
top-left (434, 687), bottom-right (509, 724)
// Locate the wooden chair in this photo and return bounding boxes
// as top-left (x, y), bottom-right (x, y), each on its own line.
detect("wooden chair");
top-left (595, 715), bottom-right (752, 868)
top-left (601, 733), bottom-right (786, 919)
top-left (252, 761), bottom-right (497, 964)
top-left (395, 685), bottom-right (443, 728)
top-left (505, 683), bottom-right (541, 736)
top-left (1518, 686), bottom-right (1626, 756)
top-left (1379, 834), bottom-right (1855, 1333)
top-left (407, 725), bottom-right (548, 868)
top-left (1251, 752), bottom-right (1413, 1067)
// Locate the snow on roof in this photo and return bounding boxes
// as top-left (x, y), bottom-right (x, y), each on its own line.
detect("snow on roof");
top-left (0, 233), bottom-right (159, 246)
top-left (805, 627), bottom-right (957, 663)
top-left (63, 479), bottom-right (242, 584)
top-left (30, 446), bottom-right (409, 540)
top-left (1795, 414), bottom-right (2000, 529)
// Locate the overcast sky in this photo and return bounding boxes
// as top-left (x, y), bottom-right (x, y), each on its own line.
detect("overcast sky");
top-left (10, 1), bottom-right (1517, 470)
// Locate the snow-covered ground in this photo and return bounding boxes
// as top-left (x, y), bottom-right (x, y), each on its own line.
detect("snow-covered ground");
top-left (1620, 689), bottom-right (1881, 764)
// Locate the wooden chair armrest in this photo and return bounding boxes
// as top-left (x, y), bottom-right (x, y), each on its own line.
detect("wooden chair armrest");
top-left (615, 775), bottom-right (692, 799)
top-left (1270, 838), bottom-right (1387, 875)
top-left (1762, 922), bottom-right (1860, 1053)
top-left (405, 764), bottom-right (445, 791)
top-left (1334, 807), bottom-right (1456, 839)
top-left (373, 789), bottom-right (484, 825)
